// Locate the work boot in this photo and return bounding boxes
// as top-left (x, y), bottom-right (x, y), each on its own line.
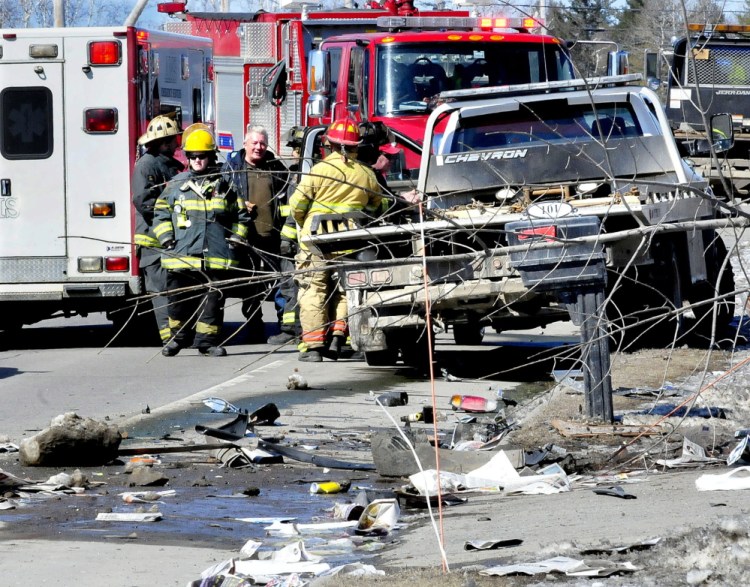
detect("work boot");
top-left (199, 345), bottom-right (227, 357)
top-left (298, 349), bottom-right (323, 363)
top-left (267, 331), bottom-right (296, 345)
top-left (322, 335), bottom-right (344, 361)
top-left (161, 341), bottom-right (182, 357)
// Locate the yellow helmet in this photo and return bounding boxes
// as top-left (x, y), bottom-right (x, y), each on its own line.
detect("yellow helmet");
top-left (183, 128), bottom-right (216, 152)
top-left (138, 115), bottom-right (181, 146)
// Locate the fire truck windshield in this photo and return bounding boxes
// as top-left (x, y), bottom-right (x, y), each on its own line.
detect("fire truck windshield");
top-left (376, 42), bottom-right (575, 115)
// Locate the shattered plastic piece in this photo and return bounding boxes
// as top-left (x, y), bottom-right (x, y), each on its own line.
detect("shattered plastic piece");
top-left (441, 368), bottom-right (463, 382)
top-left (316, 562), bottom-right (385, 578)
top-left (332, 502), bottom-right (365, 521)
top-left (0, 443), bottom-right (19, 453)
top-left (593, 486), bottom-right (637, 499)
top-left (480, 556), bottom-right (640, 577)
top-left (249, 403), bottom-right (280, 426)
top-left (120, 489), bottom-right (176, 503)
top-left (375, 391), bottom-right (409, 407)
top-left (239, 539), bottom-right (262, 559)
top-left (355, 498), bottom-right (400, 536)
top-left (656, 436), bottom-right (722, 468)
top-left (202, 397), bottom-right (241, 414)
top-left (580, 537), bottom-right (661, 555)
top-left (695, 466), bottom-right (750, 491)
top-left (96, 512), bottom-right (162, 522)
top-left (196, 412), bottom-right (249, 441)
top-left (450, 395), bottom-right (498, 413)
top-left (464, 538), bottom-right (523, 551)
top-left (265, 520), bottom-right (358, 535)
top-left (235, 517), bottom-right (296, 524)
top-left (271, 540), bottom-right (321, 563)
top-left (230, 559), bottom-right (330, 579)
top-left (727, 435), bottom-right (750, 466)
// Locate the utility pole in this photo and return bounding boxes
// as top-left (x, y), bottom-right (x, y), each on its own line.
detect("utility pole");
top-left (125, 0), bottom-right (150, 26)
top-left (54, 0), bottom-right (65, 27)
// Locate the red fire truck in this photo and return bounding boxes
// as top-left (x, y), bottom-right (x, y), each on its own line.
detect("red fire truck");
top-left (158, 1), bottom-right (575, 174)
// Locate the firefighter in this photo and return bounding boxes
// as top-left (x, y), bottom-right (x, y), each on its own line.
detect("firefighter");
top-left (290, 118), bottom-right (382, 362)
top-left (154, 126), bottom-right (252, 357)
top-left (131, 115), bottom-right (184, 345)
top-left (267, 126), bottom-right (305, 345)
top-left (222, 126), bottom-right (289, 342)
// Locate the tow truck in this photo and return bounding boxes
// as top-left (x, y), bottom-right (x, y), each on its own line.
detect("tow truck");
top-left (303, 74), bottom-right (739, 368)
top-left (648, 23), bottom-right (750, 198)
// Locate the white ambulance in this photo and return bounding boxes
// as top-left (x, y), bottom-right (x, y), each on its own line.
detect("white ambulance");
top-left (0, 26), bottom-right (214, 334)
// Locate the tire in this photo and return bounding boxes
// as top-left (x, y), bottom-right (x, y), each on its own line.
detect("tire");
top-left (452, 322), bottom-right (485, 345)
top-left (364, 349), bottom-right (399, 367)
top-left (606, 238), bottom-right (685, 351)
top-left (687, 232), bottom-right (735, 345)
top-left (398, 327), bottom-right (435, 375)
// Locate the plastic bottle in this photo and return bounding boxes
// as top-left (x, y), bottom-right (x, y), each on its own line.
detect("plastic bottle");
top-left (450, 395), bottom-right (498, 413)
top-left (309, 481), bottom-right (350, 494)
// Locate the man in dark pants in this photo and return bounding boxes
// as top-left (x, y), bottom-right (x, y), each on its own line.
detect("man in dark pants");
top-left (222, 126), bottom-right (289, 342)
top-left (131, 115), bottom-right (183, 345)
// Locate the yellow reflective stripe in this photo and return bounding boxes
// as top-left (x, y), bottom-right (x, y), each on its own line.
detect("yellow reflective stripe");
top-left (196, 321), bottom-right (219, 335)
top-left (280, 224), bottom-right (297, 239)
top-left (282, 311), bottom-right (296, 324)
top-left (308, 202), bottom-right (364, 214)
top-left (162, 257), bottom-right (238, 269)
top-left (159, 327), bottom-right (171, 341)
top-left (280, 204), bottom-right (291, 216)
top-left (233, 224), bottom-right (249, 239)
top-left (135, 234), bottom-right (161, 247)
top-left (154, 222), bottom-right (173, 238)
top-left (168, 317), bottom-right (184, 329)
top-left (154, 199), bottom-right (170, 210)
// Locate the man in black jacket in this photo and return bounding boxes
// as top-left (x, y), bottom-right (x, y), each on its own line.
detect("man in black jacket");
top-left (131, 115), bottom-right (183, 345)
top-left (222, 126), bottom-right (290, 342)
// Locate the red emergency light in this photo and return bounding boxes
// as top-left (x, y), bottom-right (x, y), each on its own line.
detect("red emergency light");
top-left (84, 108), bottom-right (118, 133)
top-left (516, 226), bottom-right (557, 241)
top-left (105, 257), bottom-right (130, 272)
top-left (88, 40), bottom-right (121, 66)
top-left (158, 2), bottom-right (187, 13)
top-left (478, 17), bottom-right (540, 31)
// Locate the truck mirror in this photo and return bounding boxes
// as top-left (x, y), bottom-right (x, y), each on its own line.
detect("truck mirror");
top-left (307, 94), bottom-right (328, 119)
top-left (644, 51), bottom-right (659, 80)
top-left (710, 113), bottom-right (734, 154)
top-left (307, 50), bottom-right (331, 96)
top-left (607, 50), bottom-right (629, 76)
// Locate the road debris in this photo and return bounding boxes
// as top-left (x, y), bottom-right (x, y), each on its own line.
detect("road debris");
top-left (695, 466), bottom-right (750, 491)
top-left (592, 485), bottom-right (637, 499)
top-left (19, 412), bottom-right (121, 467)
top-left (479, 556), bottom-right (640, 577)
top-left (464, 538), bottom-right (523, 551)
top-left (96, 512), bottom-right (163, 522)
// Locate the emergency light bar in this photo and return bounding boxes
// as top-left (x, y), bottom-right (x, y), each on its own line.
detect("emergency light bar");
top-left (439, 73), bottom-right (642, 102)
top-left (687, 23), bottom-right (750, 34)
top-left (376, 16), bottom-right (541, 32)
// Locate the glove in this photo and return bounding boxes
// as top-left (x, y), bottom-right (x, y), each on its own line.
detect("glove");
top-left (162, 239), bottom-right (176, 251)
top-left (226, 235), bottom-right (249, 250)
top-left (280, 240), bottom-right (297, 256)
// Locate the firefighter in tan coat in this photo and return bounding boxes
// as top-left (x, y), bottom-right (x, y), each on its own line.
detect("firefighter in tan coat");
top-left (289, 119), bottom-right (382, 363)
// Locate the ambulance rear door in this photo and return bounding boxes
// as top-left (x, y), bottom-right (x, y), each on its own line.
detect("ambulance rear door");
top-left (0, 48), bottom-right (67, 279)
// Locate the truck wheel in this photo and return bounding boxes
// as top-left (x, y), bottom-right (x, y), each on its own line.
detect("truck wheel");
top-left (364, 349), bottom-right (399, 367)
top-left (398, 328), bottom-right (435, 375)
top-left (453, 322), bottom-right (485, 345)
top-left (607, 238), bottom-right (685, 350)
top-left (687, 233), bottom-right (735, 345)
